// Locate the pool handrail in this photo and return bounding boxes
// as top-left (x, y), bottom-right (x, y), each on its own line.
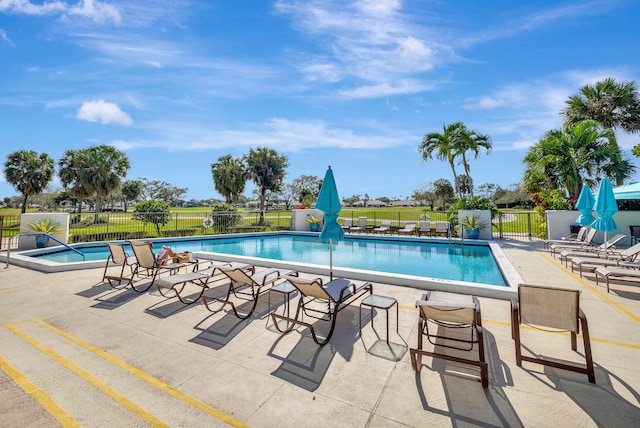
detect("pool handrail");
top-left (4, 233), bottom-right (86, 269)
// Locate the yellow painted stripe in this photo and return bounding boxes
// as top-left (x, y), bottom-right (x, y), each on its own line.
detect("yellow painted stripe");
top-left (0, 354), bottom-right (81, 427)
top-left (540, 252), bottom-right (640, 323)
top-left (33, 318), bottom-right (249, 428)
top-left (6, 324), bottom-right (170, 428)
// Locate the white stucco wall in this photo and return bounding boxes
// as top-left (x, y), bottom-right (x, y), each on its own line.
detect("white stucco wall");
top-left (19, 213), bottom-right (70, 249)
top-left (291, 209), bottom-right (324, 231)
top-left (458, 209), bottom-right (492, 240)
top-left (546, 210), bottom-right (640, 246)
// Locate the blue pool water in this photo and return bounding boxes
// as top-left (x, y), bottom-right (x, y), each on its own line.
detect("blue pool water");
top-left (28, 233), bottom-right (507, 286)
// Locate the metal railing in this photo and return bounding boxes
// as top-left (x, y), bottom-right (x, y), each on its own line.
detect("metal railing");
top-left (0, 209), bottom-right (543, 248)
top-left (5, 233), bottom-right (85, 269)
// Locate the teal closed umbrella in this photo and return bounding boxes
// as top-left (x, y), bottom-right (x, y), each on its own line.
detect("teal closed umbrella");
top-left (316, 166), bottom-right (344, 280)
top-left (591, 178), bottom-right (618, 252)
top-left (575, 184), bottom-right (595, 226)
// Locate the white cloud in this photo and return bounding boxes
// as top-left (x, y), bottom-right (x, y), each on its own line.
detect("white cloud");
top-left (0, 0), bottom-right (120, 24)
top-left (0, 28), bottom-right (13, 46)
top-left (69, 0), bottom-right (121, 24)
top-left (275, 0), bottom-right (450, 96)
top-left (77, 100), bottom-right (133, 126)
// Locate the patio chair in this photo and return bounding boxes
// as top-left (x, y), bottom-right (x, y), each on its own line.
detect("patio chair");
top-left (511, 284), bottom-right (595, 383)
top-left (201, 265), bottom-right (297, 319)
top-left (543, 226), bottom-right (588, 251)
top-left (342, 219), bottom-right (353, 232)
top-left (418, 220), bottom-right (431, 237)
top-left (102, 243), bottom-right (137, 289)
top-left (558, 233), bottom-right (627, 266)
top-left (594, 266), bottom-right (640, 292)
top-left (373, 220), bottom-right (391, 234)
top-left (271, 276), bottom-right (373, 346)
top-left (434, 221), bottom-right (450, 238)
top-left (397, 221), bottom-right (417, 235)
top-left (154, 261), bottom-right (253, 304)
top-left (409, 291), bottom-right (488, 388)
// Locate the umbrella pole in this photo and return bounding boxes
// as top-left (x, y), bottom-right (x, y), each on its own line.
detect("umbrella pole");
top-left (329, 238), bottom-right (333, 281)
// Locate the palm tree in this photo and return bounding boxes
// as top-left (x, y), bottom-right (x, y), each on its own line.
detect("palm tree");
top-left (58, 145), bottom-right (130, 218)
top-left (562, 77), bottom-right (640, 132)
top-left (211, 154), bottom-right (246, 204)
top-left (419, 122), bottom-right (491, 197)
top-left (58, 149), bottom-right (95, 215)
top-left (456, 127), bottom-right (492, 196)
top-left (3, 150), bottom-right (55, 213)
top-left (419, 123), bottom-right (463, 196)
top-left (244, 147), bottom-right (289, 225)
top-left (522, 120), bottom-right (636, 198)
top-left (83, 145), bottom-right (130, 221)
top-left (121, 179), bottom-right (143, 212)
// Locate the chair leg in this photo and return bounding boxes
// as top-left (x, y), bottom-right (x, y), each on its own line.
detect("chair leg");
top-left (579, 310), bottom-right (596, 383)
top-left (511, 302), bottom-right (523, 367)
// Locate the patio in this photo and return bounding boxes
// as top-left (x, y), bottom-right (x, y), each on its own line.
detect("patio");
top-left (0, 239), bottom-right (638, 427)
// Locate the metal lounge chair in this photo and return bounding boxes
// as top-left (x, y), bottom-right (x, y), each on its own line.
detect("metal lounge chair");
top-left (154, 261), bottom-right (252, 304)
top-left (409, 291), bottom-right (488, 388)
top-left (543, 226), bottom-right (588, 250)
top-left (511, 284), bottom-right (595, 383)
top-left (397, 221), bottom-right (417, 235)
top-left (434, 221), bottom-right (450, 238)
top-left (594, 266), bottom-right (640, 292)
top-left (549, 228), bottom-right (597, 256)
top-left (201, 265), bottom-right (297, 319)
top-left (102, 243), bottom-right (137, 289)
top-left (570, 242), bottom-right (640, 277)
top-left (373, 220), bottom-right (391, 234)
top-left (271, 276), bottom-right (373, 346)
top-left (125, 240), bottom-right (165, 292)
top-left (558, 233), bottom-right (627, 266)
top-left (418, 220), bottom-right (431, 237)
top-left (348, 217), bottom-right (367, 233)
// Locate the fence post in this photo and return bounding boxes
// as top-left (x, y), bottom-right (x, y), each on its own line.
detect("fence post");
top-left (0, 216), bottom-right (3, 249)
top-left (527, 212), bottom-right (532, 241)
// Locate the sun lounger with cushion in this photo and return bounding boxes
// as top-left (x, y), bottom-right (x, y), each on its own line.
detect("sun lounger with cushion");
top-left (272, 276), bottom-right (373, 345)
top-left (397, 221), bottom-right (417, 235)
top-left (373, 220), bottom-right (391, 234)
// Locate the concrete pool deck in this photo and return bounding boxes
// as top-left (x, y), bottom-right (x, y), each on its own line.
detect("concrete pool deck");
top-left (0, 239), bottom-right (639, 427)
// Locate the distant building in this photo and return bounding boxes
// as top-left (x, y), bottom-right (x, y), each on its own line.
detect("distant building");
top-left (354, 199), bottom-right (388, 207)
top-left (389, 200), bottom-right (419, 207)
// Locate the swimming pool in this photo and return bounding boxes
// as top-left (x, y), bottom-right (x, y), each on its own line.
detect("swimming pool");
top-left (5, 232), bottom-right (521, 299)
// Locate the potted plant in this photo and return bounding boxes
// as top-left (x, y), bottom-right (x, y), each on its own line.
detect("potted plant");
top-left (27, 219), bottom-right (62, 248)
top-left (461, 215), bottom-right (487, 239)
top-left (307, 216), bottom-right (321, 232)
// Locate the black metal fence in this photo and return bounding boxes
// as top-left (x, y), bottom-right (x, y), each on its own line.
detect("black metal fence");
top-left (0, 209), bottom-right (544, 249)
top-left (492, 211), bottom-right (545, 241)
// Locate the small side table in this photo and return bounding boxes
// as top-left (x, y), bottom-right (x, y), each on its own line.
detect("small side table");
top-left (268, 281), bottom-right (297, 319)
top-left (360, 294), bottom-right (398, 343)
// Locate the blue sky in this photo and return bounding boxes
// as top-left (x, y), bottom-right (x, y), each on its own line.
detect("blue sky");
top-left (1, 0), bottom-right (639, 202)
